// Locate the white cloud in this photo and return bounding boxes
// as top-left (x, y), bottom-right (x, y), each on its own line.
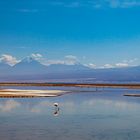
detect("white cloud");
top-left (65, 55), bottom-right (78, 65)
top-left (100, 63), bottom-right (128, 69)
top-left (18, 9), bottom-right (39, 13)
top-left (65, 55), bottom-right (77, 60)
top-left (104, 0), bottom-right (140, 8)
top-left (114, 58), bottom-right (139, 68)
top-left (123, 58), bottom-right (138, 63)
top-left (43, 55), bottom-right (79, 66)
top-left (83, 98), bottom-right (140, 110)
top-left (0, 54), bottom-right (20, 66)
top-left (105, 0), bottom-right (120, 8)
top-left (65, 2), bottom-right (81, 8)
top-left (88, 63), bottom-right (96, 69)
top-left (103, 64), bottom-right (114, 68)
top-left (100, 58), bottom-right (139, 69)
top-left (50, 0), bottom-right (140, 9)
top-left (50, 1), bottom-right (81, 8)
top-left (0, 100), bottom-right (21, 112)
top-left (97, 0), bottom-right (140, 8)
top-left (50, 1), bottom-right (65, 6)
top-left (120, 1), bottom-right (140, 8)
top-left (115, 63), bottom-right (129, 67)
top-left (29, 101), bottom-right (52, 114)
top-left (46, 60), bottom-right (65, 65)
top-left (30, 108), bottom-right (41, 113)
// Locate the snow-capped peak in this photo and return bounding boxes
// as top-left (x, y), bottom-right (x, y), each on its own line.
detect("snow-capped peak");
top-left (21, 56), bottom-right (37, 63)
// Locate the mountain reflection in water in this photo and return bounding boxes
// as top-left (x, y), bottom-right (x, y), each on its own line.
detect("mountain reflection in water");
top-left (0, 88), bottom-right (140, 140)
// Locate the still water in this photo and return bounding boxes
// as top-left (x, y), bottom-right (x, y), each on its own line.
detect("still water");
top-left (0, 87), bottom-right (140, 140)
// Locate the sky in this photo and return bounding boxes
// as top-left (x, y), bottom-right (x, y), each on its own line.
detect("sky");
top-left (0, 0), bottom-right (140, 68)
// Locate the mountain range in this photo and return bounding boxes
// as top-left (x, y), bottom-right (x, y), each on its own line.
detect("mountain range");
top-left (0, 56), bottom-right (140, 82)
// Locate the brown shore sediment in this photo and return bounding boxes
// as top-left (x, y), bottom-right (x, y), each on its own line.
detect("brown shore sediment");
top-left (0, 83), bottom-right (140, 88)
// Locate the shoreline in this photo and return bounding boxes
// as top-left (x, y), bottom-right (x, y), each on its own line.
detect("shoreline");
top-left (0, 83), bottom-right (140, 89)
top-left (124, 94), bottom-right (140, 97)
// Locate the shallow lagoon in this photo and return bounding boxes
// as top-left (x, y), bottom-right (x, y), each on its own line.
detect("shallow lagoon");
top-left (0, 87), bottom-right (140, 140)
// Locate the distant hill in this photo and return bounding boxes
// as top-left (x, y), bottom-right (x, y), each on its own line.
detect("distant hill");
top-left (12, 56), bottom-right (47, 75)
top-left (1, 57), bottom-right (140, 82)
top-left (0, 63), bottom-right (11, 71)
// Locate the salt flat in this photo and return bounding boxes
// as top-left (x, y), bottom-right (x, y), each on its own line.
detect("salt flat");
top-left (0, 89), bottom-right (68, 98)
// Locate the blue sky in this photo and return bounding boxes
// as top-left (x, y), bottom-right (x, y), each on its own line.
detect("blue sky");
top-left (0, 0), bottom-right (140, 68)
